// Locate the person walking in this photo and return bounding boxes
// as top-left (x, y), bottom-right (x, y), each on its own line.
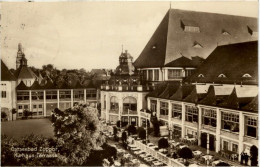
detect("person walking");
top-left (240, 151), bottom-right (245, 164)
top-left (244, 153), bottom-right (249, 166)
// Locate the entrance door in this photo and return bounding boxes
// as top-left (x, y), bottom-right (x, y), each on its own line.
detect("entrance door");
top-left (201, 133), bottom-right (207, 149)
top-left (209, 134), bottom-right (215, 151)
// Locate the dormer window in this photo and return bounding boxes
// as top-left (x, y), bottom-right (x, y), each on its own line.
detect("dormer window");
top-left (218, 74), bottom-right (226, 78)
top-left (242, 73), bottom-right (252, 78)
top-left (222, 29), bottom-right (231, 35)
top-left (247, 26), bottom-right (258, 37)
top-left (181, 20), bottom-right (200, 33)
top-left (193, 41), bottom-right (203, 48)
top-left (198, 74), bottom-right (204, 78)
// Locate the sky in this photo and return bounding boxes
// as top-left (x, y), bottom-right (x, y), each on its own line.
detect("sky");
top-left (1, 1), bottom-right (258, 71)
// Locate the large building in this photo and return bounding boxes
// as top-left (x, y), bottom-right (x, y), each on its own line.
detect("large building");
top-left (1, 60), bottom-right (17, 120)
top-left (146, 41), bottom-right (258, 164)
top-left (134, 9), bottom-right (257, 83)
top-left (100, 50), bottom-right (151, 126)
top-left (100, 8), bottom-right (258, 166)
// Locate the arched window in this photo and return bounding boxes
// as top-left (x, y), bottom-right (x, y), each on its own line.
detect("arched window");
top-left (218, 74), bottom-right (226, 78)
top-left (123, 97), bottom-right (137, 112)
top-left (110, 96), bottom-right (119, 111)
top-left (242, 73), bottom-right (252, 78)
top-left (198, 74), bottom-right (204, 78)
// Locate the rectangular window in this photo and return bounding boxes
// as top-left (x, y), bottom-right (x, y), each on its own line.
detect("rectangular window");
top-left (73, 90), bottom-right (84, 100)
top-left (123, 103), bottom-right (137, 112)
top-left (160, 102), bottom-right (168, 116)
top-left (168, 69), bottom-right (182, 79)
top-left (246, 116), bottom-right (257, 138)
top-left (186, 69), bottom-right (193, 77)
top-left (33, 105), bottom-right (37, 109)
top-left (185, 106), bottom-right (198, 123)
top-left (151, 100), bottom-right (157, 114)
top-left (24, 105), bottom-right (29, 109)
top-left (223, 141), bottom-right (229, 151)
top-left (202, 108), bottom-right (217, 127)
top-left (148, 70), bottom-right (153, 81)
top-left (31, 91), bottom-right (44, 100)
top-left (60, 91), bottom-right (71, 99)
top-left (18, 105), bottom-right (23, 109)
top-left (38, 111), bottom-right (43, 115)
top-left (86, 90), bottom-right (96, 99)
top-left (143, 70), bottom-right (147, 81)
top-left (154, 70), bottom-right (159, 81)
top-left (39, 104), bottom-right (43, 108)
top-left (172, 104), bottom-right (182, 120)
top-left (17, 91), bottom-right (29, 100)
top-left (232, 143), bottom-right (238, 153)
top-left (18, 112), bottom-right (23, 117)
top-left (221, 112), bottom-right (239, 132)
top-left (46, 91), bottom-right (57, 100)
top-left (1, 91), bottom-right (7, 98)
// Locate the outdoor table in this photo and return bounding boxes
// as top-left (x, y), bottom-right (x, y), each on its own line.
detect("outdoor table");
top-left (147, 143), bottom-right (155, 147)
top-left (212, 160), bottom-right (223, 166)
top-left (179, 145), bottom-right (188, 149)
top-left (189, 163), bottom-right (199, 167)
top-left (152, 161), bottom-right (163, 166)
top-left (132, 147), bottom-right (140, 151)
top-left (193, 150), bottom-right (202, 156)
top-left (145, 157), bottom-right (155, 162)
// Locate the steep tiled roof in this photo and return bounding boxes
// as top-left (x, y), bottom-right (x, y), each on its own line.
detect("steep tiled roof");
top-left (1, 60), bottom-right (16, 81)
top-left (170, 84), bottom-right (195, 101)
top-left (42, 79), bottom-right (56, 89)
top-left (187, 41), bottom-right (258, 84)
top-left (242, 95), bottom-right (258, 113)
top-left (134, 9), bottom-right (257, 68)
top-left (218, 88), bottom-right (254, 110)
top-left (30, 81), bottom-right (43, 90)
top-left (146, 83), bottom-right (168, 98)
top-left (16, 81), bottom-right (29, 90)
top-left (198, 85), bottom-right (230, 106)
top-left (15, 66), bottom-right (38, 79)
top-left (184, 85), bottom-right (208, 104)
top-left (164, 56), bottom-right (199, 68)
top-left (158, 83), bottom-right (180, 99)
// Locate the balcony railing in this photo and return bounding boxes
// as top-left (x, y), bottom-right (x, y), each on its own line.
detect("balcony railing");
top-left (100, 84), bottom-right (155, 92)
top-left (122, 110), bottom-right (137, 115)
top-left (109, 110), bottom-right (119, 114)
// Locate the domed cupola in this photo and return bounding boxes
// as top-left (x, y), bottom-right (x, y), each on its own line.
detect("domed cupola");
top-left (116, 50), bottom-right (135, 75)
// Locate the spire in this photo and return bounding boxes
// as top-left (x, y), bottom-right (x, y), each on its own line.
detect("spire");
top-left (18, 43), bottom-right (22, 51)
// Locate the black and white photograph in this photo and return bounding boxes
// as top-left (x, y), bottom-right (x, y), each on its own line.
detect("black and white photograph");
top-left (0, 1), bottom-right (258, 166)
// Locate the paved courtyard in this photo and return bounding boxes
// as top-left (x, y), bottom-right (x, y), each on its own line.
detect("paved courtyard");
top-left (1, 118), bottom-right (54, 139)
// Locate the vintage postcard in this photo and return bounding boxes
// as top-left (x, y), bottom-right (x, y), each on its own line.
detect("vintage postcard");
top-left (1, 1), bottom-right (258, 166)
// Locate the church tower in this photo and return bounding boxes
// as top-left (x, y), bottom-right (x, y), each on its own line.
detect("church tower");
top-left (16, 43), bottom-right (27, 69)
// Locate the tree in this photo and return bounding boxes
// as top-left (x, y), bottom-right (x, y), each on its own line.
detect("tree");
top-left (138, 127), bottom-right (146, 140)
top-left (216, 162), bottom-right (230, 166)
top-left (127, 124), bottom-right (137, 135)
top-left (23, 109), bottom-right (30, 119)
top-left (52, 104), bottom-right (105, 165)
top-left (1, 112), bottom-right (7, 121)
top-left (158, 138), bottom-right (169, 153)
top-left (178, 147), bottom-right (193, 165)
top-left (250, 145), bottom-right (258, 166)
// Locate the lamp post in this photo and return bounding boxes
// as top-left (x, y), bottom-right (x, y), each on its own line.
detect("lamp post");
top-left (119, 109), bottom-right (122, 129)
top-left (206, 133), bottom-right (210, 166)
top-left (146, 111), bottom-right (148, 144)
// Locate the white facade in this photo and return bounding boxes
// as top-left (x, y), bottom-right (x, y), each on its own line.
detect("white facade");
top-left (1, 81), bottom-right (17, 120)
